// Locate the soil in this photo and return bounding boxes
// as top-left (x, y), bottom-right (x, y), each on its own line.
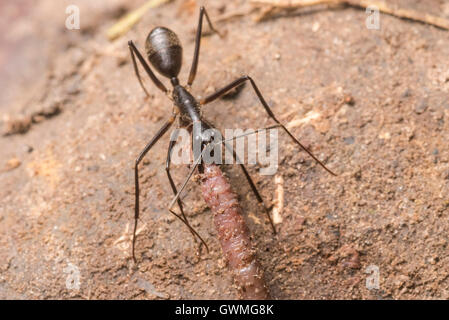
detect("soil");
top-left (1, 0), bottom-right (449, 299)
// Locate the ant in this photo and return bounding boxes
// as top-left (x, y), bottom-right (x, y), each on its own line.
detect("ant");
top-left (128, 6), bottom-right (336, 262)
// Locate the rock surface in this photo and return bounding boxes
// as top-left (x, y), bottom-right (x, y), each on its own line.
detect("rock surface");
top-left (0, 0), bottom-right (448, 299)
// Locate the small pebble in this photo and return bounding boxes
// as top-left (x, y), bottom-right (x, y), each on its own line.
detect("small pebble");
top-left (401, 88), bottom-right (411, 98)
top-left (343, 136), bottom-right (355, 145)
top-left (441, 169), bottom-right (449, 180)
top-left (4, 158), bottom-right (21, 171)
top-left (23, 145), bottom-right (34, 153)
top-left (414, 99), bottom-right (428, 114)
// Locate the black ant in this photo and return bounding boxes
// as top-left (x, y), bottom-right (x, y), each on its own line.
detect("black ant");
top-left (128, 7), bottom-right (336, 262)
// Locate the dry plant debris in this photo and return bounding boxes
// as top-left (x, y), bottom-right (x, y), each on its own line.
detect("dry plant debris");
top-left (251, 0), bottom-right (449, 29)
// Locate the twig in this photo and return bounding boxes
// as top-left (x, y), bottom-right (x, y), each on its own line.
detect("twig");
top-left (106, 0), bottom-right (173, 41)
top-left (252, 0), bottom-right (339, 9)
top-left (271, 175), bottom-right (284, 224)
top-left (251, 0), bottom-right (449, 30)
top-left (215, 7), bottom-right (258, 24)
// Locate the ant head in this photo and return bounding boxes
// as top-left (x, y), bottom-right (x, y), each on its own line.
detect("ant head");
top-left (145, 27), bottom-right (182, 79)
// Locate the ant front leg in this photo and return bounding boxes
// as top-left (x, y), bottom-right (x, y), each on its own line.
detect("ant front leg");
top-left (187, 6), bottom-right (223, 87)
top-left (165, 132), bottom-right (209, 252)
top-left (128, 40), bottom-right (168, 96)
top-left (132, 116), bottom-right (175, 263)
top-left (200, 75), bottom-right (337, 176)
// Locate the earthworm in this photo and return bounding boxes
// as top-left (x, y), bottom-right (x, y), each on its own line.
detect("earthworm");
top-left (201, 163), bottom-right (271, 300)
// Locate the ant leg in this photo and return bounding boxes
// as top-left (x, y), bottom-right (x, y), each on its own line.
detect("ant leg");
top-left (166, 132), bottom-right (209, 252)
top-left (237, 163), bottom-right (276, 234)
top-left (187, 6), bottom-right (223, 87)
top-left (216, 129), bottom-right (276, 234)
top-left (128, 40), bottom-right (168, 95)
top-left (133, 116), bottom-right (175, 263)
top-left (128, 42), bottom-right (150, 97)
top-left (200, 75), bottom-right (336, 176)
top-left (167, 141), bottom-right (206, 211)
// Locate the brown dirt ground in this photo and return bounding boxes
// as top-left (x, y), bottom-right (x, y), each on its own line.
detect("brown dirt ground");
top-left (1, 0), bottom-right (449, 299)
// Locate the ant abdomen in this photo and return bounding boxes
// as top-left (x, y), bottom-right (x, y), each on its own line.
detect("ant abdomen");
top-left (145, 27), bottom-right (183, 78)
